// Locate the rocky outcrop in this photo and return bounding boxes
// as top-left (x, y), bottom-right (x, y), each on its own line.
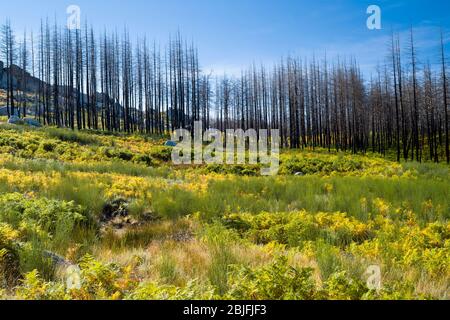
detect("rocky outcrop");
top-left (0, 61), bottom-right (42, 93)
top-left (23, 117), bottom-right (42, 127)
top-left (7, 115), bottom-right (23, 125)
top-left (5, 116), bottom-right (42, 127)
top-left (0, 60), bottom-right (135, 118)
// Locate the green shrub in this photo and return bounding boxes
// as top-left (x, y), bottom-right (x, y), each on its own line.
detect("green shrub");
top-left (117, 150), bottom-right (134, 161)
top-left (0, 193), bottom-right (85, 236)
top-left (0, 223), bottom-right (21, 288)
top-left (40, 140), bottom-right (57, 152)
top-left (77, 254), bottom-right (124, 298)
top-left (222, 211), bottom-right (372, 248)
top-left (281, 156), bottom-right (364, 175)
top-left (0, 193), bottom-right (87, 278)
top-left (15, 270), bottom-right (67, 300)
top-left (322, 271), bottom-right (369, 300)
top-left (226, 256), bottom-right (318, 300)
top-left (205, 164), bottom-right (260, 176)
top-left (132, 154), bottom-right (154, 166)
top-left (126, 280), bottom-right (216, 300)
top-left (150, 146), bottom-right (172, 162)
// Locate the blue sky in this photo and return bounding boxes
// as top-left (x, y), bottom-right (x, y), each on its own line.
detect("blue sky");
top-left (2, 0), bottom-right (450, 76)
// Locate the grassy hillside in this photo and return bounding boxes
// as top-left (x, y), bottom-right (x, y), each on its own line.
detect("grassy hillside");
top-left (0, 124), bottom-right (448, 299)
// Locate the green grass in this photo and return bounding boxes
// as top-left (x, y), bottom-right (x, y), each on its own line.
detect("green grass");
top-left (173, 176), bottom-right (449, 222)
top-left (0, 157), bottom-right (170, 178)
top-left (203, 224), bottom-right (239, 295)
top-left (44, 127), bottom-right (100, 145)
top-left (0, 125), bottom-right (448, 300)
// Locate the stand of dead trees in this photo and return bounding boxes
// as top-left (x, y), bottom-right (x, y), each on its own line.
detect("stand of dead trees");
top-left (1, 19), bottom-right (449, 163)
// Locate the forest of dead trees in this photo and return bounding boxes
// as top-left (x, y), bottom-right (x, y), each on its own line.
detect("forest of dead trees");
top-left (1, 19), bottom-right (449, 163)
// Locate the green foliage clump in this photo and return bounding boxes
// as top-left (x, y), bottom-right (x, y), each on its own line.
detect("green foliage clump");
top-left (226, 256), bottom-right (318, 300)
top-left (0, 223), bottom-right (21, 287)
top-left (15, 270), bottom-right (67, 300)
top-left (0, 193), bottom-right (87, 280)
top-left (149, 146), bottom-right (173, 162)
top-left (0, 193), bottom-right (85, 238)
top-left (16, 254), bottom-right (216, 300)
top-left (128, 280), bottom-right (216, 300)
top-left (205, 164), bottom-right (260, 176)
top-left (76, 254), bottom-right (127, 299)
top-left (322, 271), bottom-right (369, 300)
top-left (222, 211), bottom-right (372, 248)
top-left (281, 154), bottom-right (363, 175)
top-left (101, 147), bottom-right (134, 161)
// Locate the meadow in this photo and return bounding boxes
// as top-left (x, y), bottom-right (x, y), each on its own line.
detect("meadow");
top-left (0, 123), bottom-right (448, 300)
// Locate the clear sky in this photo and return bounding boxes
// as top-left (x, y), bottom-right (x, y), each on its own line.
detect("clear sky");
top-left (2, 0), bottom-right (450, 76)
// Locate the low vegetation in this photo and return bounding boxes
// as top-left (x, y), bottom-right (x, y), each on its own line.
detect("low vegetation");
top-left (0, 124), bottom-right (448, 300)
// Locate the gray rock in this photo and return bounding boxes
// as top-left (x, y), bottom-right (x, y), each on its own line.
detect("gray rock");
top-left (294, 172), bottom-right (305, 176)
top-left (7, 115), bottom-right (23, 125)
top-left (23, 117), bottom-right (42, 127)
top-left (43, 250), bottom-right (72, 268)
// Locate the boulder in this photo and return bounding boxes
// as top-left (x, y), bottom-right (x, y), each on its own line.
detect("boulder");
top-left (43, 250), bottom-right (72, 268)
top-left (23, 117), bottom-right (42, 127)
top-left (6, 116), bottom-right (42, 127)
top-left (7, 115), bottom-right (23, 125)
